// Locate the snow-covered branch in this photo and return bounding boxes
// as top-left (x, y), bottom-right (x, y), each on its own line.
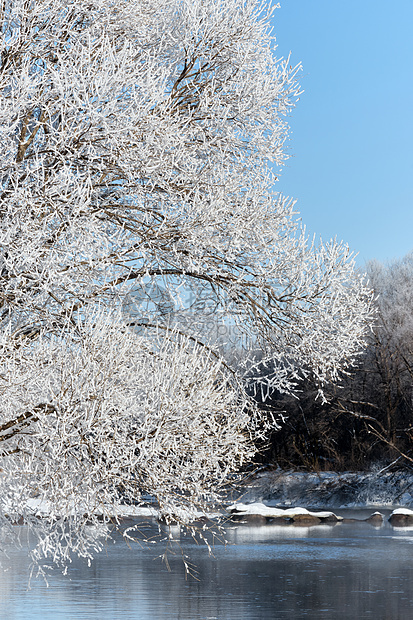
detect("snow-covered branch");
top-left (0, 0), bottom-right (373, 569)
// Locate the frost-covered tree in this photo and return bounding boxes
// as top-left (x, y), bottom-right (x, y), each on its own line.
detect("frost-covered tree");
top-left (267, 254), bottom-right (413, 472)
top-left (351, 255), bottom-right (413, 460)
top-left (0, 0), bottom-right (373, 570)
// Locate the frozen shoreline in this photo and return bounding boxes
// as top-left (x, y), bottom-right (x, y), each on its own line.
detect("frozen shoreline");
top-left (237, 468), bottom-right (413, 509)
top-left (18, 469), bottom-right (413, 526)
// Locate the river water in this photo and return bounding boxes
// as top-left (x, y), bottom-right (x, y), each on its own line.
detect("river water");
top-left (1, 509), bottom-right (413, 619)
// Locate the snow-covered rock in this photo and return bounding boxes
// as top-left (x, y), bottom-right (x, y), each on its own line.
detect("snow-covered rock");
top-left (227, 502), bottom-right (342, 524)
top-left (227, 502), bottom-right (388, 526)
top-left (388, 507), bottom-right (413, 526)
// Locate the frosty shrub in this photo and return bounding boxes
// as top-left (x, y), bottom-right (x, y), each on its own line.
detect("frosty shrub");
top-left (0, 0), bottom-right (373, 571)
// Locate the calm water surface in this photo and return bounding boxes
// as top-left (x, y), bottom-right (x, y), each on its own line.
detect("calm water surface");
top-left (1, 509), bottom-right (413, 619)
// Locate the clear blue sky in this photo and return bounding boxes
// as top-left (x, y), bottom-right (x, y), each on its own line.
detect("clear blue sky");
top-left (270, 0), bottom-right (413, 266)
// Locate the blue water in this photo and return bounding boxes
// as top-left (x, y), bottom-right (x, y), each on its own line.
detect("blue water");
top-left (1, 509), bottom-right (413, 619)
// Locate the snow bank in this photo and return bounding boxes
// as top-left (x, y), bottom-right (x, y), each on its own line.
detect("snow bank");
top-left (238, 468), bottom-right (413, 508)
top-left (25, 498), bottom-right (159, 519)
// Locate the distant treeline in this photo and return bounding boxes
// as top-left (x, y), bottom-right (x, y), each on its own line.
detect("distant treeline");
top-left (257, 252), bottom-right (413, 472)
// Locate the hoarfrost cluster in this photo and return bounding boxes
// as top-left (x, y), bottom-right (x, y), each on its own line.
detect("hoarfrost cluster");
top-left (0, 0), bottom-right (373, 569)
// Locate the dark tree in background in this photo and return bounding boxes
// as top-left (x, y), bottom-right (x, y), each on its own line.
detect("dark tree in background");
top-left (263, 253), bottom-right (413, 471)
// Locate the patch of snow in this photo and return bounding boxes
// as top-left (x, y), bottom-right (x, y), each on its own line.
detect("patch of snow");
top-left (390, 508), bottom-right (413, 517)
top-left (25, 498), bottom-right (159, 518)
top-left (23, 498), bottom-right (221, 521)
top-left (227, 501), bottom-right (341, 520)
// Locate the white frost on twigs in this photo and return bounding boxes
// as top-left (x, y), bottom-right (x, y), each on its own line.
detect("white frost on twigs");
top-left (0, 0), bottom-right (373, 570)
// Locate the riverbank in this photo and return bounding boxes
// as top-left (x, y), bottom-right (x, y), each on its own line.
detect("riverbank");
top-left (237, 467), bottom-right (413, 509)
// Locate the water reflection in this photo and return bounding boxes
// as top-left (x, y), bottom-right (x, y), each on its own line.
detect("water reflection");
top-left (225, 523), bottom-right (337, 544)
top-left (1, 511), bottom-right (413, 619)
